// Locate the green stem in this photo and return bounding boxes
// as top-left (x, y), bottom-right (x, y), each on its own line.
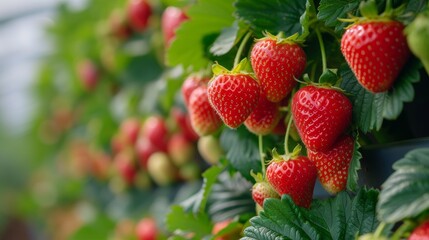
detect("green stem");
top-left (373, 222), bottom-right (386, 239)
top-left (284, 115), bottom-right (294, 155)
top-left (258, 135), bottom-right (266, 175)
top-left (315, 29), bottom-right (327, 74)
top-left (385, 0), bottom-right (392, 13)
top-left (234, 31), bottom-right (252, 67)
top-left (391, 220), bottom-right (415, 240)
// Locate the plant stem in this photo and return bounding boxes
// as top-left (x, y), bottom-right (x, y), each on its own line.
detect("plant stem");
top-left (385, 0), bottom-right (392, 12)
top-left (315, 29), bottom-right (327, 74)
top-left (234, 31), bottom-right (252, 67)
top-left (258, 134), bottom-right (266, 175)
top-left (284, 115), bottom-right (294, 155)
top-left (373, 222), bottom-right (386, 239)
top-left (391, 220), bottom-right (415, 240)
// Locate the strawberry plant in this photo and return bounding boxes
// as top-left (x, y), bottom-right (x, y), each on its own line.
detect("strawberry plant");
top-left (4, 0), bottom-right (429, 239)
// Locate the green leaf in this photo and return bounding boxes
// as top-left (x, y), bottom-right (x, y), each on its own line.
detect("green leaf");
top-left (207, 172), bottom-right (255, 222)
top-left (347, 136), bottom-right (362, 192)
top-left (181, 165), bottom-right (223, 214)
top-left (210, 21), bottom-right (248, 56)
top-left (166, 205), bottom-right (213, 239)
top-left (220, 127), bottom-right (262, 181)
top-left (317, 0), bottom-right (361, 33)
top-left (377, 148), bottom-right (429, 223)
top-left (167, 0), bottom-right (235, 70)
top-left (243, 189), bottom-right (380, 240)
top-left (69, 215), bottom-right (115, 240)
top-left (235, 0), bottom-right (307, 37)
top-left (300, 0), bottom-right (317, 40)
top-left (382, 60), bottom-right (421, 120)
top-left (339, 64), bottom-right (386, 133)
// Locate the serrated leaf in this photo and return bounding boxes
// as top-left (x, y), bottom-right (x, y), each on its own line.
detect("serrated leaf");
top-left (207, 172), bottom-right (255, 222)
top-left (339, 64), bottom-right (386, 133)
top-left (235, 0), bottom-right (307, 37)
top-left (166, 205), bottom-right (212, 239)
top-left (69, 215), bottom-right (115, 240)
top-left (317, 0), bottom-right (360, 33)
top-left (210, 21), bottom-right (248, 56)
top-left (383, 60), bottom-right (421, 120)
top-left (220, 127), bottom-right (262, 181)
top-left (167, 0), bottom-right (235, 70)
top-left (377, 148), bottom-right (429, 223)
top-left (243, 189), bottom-right (379, 240)
top-left (347, 136), bottom-right (362, 192)
top-left (300, 0), bottom-right (317, 40)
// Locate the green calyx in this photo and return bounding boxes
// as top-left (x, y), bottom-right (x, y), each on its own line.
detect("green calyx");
top-left (256, 31), bottom-right (304, 45)
top-left (211, 58), bottom-right (254, 77)
top-left (250, 170), bottom-right (264, 183)
top-left (339, 0), bottom-right (405, 27)
top-left (406, 11), bottom-right (429, 75)
top-left (270, 145), bottom-right (302, 163)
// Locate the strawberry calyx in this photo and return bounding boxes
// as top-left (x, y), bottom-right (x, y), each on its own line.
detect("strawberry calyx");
top-left (256, 31), bottom-right (305, 45)
top-left (270, 145), bottom-right (302, 163)
top-left (250, 170), bottom-right (265, 183)
top-left (339, 0), bottom-right (406, 28)
top-left (211, 58), bottom-right (254, 77)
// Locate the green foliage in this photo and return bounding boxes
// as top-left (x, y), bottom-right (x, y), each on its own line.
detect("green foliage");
top-left (69, 214), bottom-right (115, 240)
top-left (235, 0), bottom-right (308, 37)
top-left (210, 21), bottom-right (249, 56)
top-left (243, 188), bottom-right (380, 240)
top-left (220, 127), bottom-right (262, 181)
top-left (317, 0), bottom-right (361, 33)
top-left (347, 136), bottom-right (362, 192)
top-left (166, 0), bottom-right (236, 70)
top-left (377, 148), bottom-right (429, 223)
top-left (165, 205), bottom-right (213, 239)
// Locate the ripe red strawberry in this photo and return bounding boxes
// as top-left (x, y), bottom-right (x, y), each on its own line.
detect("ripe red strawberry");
top-left (251, 34), bottom-right (306, 103)
top-left (307, 135), bottom-right (354, 194)
top-left (266, 154), bottom-right (317, 208)
top-left (120, 118), bottom-right (141, 145)
top-left (252, 181), bottom-right (280, 207)
top-left (109, 9), bottom-right (132, 40)
top-left (141, 116), bottom-right (168, 150)
top-left (181, 75), bottom-right (210, 107)
top-left (77, 59), bottom-right (99, 91)
top-left (128, 0), bottom-right (152, 32)
top-left (170, 107), bottom-right (199, 142)
top-left (162, 7), bottom-right (188, 46)
top-left (114, 149), bottom-right (137, 185)
top-left (136, 217), bottom-right (157, 240)
top-left (188, 86), bottom-right (223, 136)
top-left (409, 220), bottom-right (429, 240)
top-left (292, 85), bottom-right (352, 151)
top-left (341, 20), bottom-right (410, 93)
top-left (244, 90), bottom-right (281, 135)
top-left (208, 74), bottom-right (260, 128)
top-left (167, 132), bottom-right (195, 166)
top-left (135, 136), bottom-right (163, 169)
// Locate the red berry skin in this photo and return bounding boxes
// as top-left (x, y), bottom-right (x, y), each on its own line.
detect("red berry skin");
top-left (244, 91), bottom-right (281, 135)
top-left (410, 220), bottom-right (429, 240)
top-left (171, 108), bottom-right (199, 142)
top-left (212, 219), bottom-right (242, 240)
top-left (189, 86), bottom-right (223, 136)
top-left (167, 133), bottom-right (195, 166)
top-left (182, 75), bottom-right (210, 107)
top-left (266, 156), bottom-right (317, 208)
top-left (77, 60), bottom-right (99, 91)
top-left (251, 39), bottom-right (306, 103)
top-left (341, 21), bottom-right (410, 93)
top-left (307, 135), bottom-right (354, 194)
top-left (252, 181), bottom-right (280, 207)
top-left (109, 10), bottom-right (133, 40)
top-left (135, 136), bottom-right (162, 169)
top-left (142, 116), bottom-right (169, 150)
top-left (136, 218), bottom-right (157, 240)
top-left (208, 74), bottom-right (260, 128)
top-left (114, 150), bottom-right (137, 185)
top-left (120, 118), bottom-right (141, 145)
top-left (128, 0), bottom-right (152, 32)
top-left (162, 7), bottom-right (188, 46)
top-left (292, 85), bottom-right (352, 151)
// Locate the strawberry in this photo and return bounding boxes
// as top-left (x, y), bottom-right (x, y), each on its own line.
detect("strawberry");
top-left (141, 116), bottom-right (169, 150)
top-left (170, 107), bottom-right (199, 142)
top-left (341, 20), bottom-right (410, 93)
top-left (307, 135), bottom-right (354, 194)
top-left (250, 33), bottom-right (306, 103)
top-left (266, 150), bottom-right (317, 208)
top-left (109, 9), bottom-right (132, 40)
top-left (252, 181), bottom-right (280, 207)
top-left (197, 135), bottom-right (224, 165)
top-left (409, 220), bottom-right (429, 240)
top-left (207, 61), bottom-right (260, 128)
top-left (114, 149), bottom-right (137, 185)
top-left (292, 85), bottom-right (352, 151)
top-left (77, 59), bottom-right (99, 91)
top-left (181, 75), bottom-right (210, 107)
top-left (244, 90), bottom-right (281, 135)
top-left (136, 217), bottom-right (157, 240)
top-left (135, 136), bottom-right (162, 169)
top-left (162, 7), bottom-right (188, 46)
top-left (120, 118), bottom-right (141, 145)
top-left (128, 0), bottom-right (152, 32)
top-left (212, 219), bottom-right (242, 240)
top-left (167, 132), bottom-right (195, 166)
top-left (188, 86), bottom-right (223, 136)
top-left (147, 152), bottom-right (177, 186)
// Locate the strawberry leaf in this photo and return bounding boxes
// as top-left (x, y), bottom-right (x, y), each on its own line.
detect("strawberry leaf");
top-left (165, 205), bottom-right (213, 239)
top-left (220, 127), bottom-right (262, 181)
top-left (339, 64), bottom-right (386, 133)
top-left (167, 0), bottom-right (235, 70)
top-left (347, 136), bottom-right (362, 192)
top-left (317, 0), bottom-right (360, 33)
top-left (243, 188), bottom-right (380, 240)
top-left (209, 21), bottom-right (249, 56)
top-left (377, 148), bottom-right (429, 223)
top-left (235, 0), bottom-right (308, 37)
top-left (383, 59), bottom-right (421, 120)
